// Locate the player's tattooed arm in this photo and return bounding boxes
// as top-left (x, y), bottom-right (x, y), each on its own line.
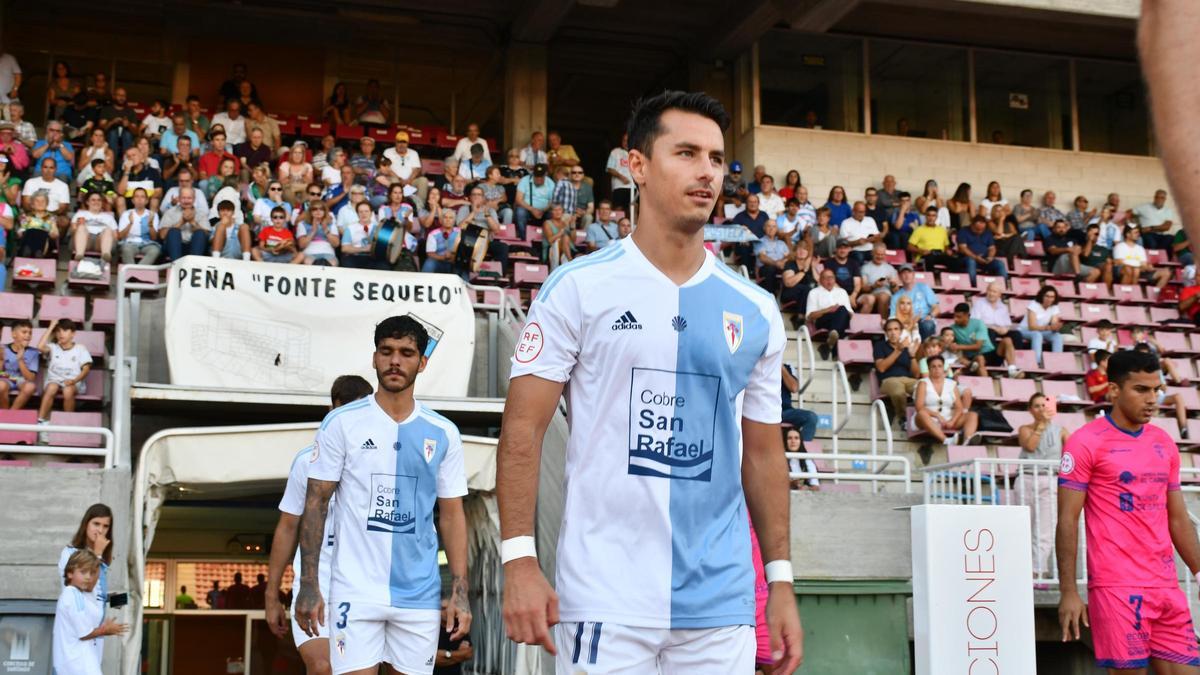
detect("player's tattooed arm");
top-left (439, 496), bottom-right (473, 639)
top-left (451, 575), bottom-right (471, 617)
top-left (294, 478), bottom-right (336, 636)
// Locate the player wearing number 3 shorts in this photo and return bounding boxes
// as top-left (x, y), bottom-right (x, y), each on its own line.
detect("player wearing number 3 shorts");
top-left (1057, 350), bottom-right (1200, 674)
top-left (497, 92), bottom-right (803, 674)
top-left (294, 317), bottom-right (472, 675)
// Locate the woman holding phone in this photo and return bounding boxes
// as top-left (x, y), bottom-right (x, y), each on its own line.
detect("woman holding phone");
top-left (1017, 393), bottom-right (1067, 578)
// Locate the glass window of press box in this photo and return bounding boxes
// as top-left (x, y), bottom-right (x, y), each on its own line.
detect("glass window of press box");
top-left (975, 51), bottom-right (1071, 150)
top-left (868, 39), bottom-right (969, 141)
top-left (759, 31), bottom-right (863, 132)
top-left (757, 33), bottom-right (1151, 157)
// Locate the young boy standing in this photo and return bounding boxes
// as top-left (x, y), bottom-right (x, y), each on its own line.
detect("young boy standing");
top-left (53, 549), bottom-right (127, 675)
top-left (38, 319), bottom-right (93, 422)
top-left (1, 319), bottom-right (38, 409)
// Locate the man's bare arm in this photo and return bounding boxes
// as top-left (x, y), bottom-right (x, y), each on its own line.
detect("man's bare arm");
top-left (1056, 487), bottom-right (1088, 641)
top-left (498, 374), bottom-right (566, 654)
top-left (1140, 0), bottom-right (1200, 256)
top-left (438, 496), bottom-right (473, 640)
top-left (264, 513), bottom-right (300, 636)
top-left (742, 419), bottom-right (790, 562)
top-left (294, 478), bottom-right (335, 636)
top-left (1167, 491), bottom-right (1200, 576)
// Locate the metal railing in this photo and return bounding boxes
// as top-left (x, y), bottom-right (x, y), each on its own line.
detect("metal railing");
top-left (869, 399), bottom-right (894, 456)
top-left (829, 361), bottom-right (852, 453)
top-left (0, 422), bottom-right (116, 468)
top-left (924, 457), bottom-right (1076, 586)
top-left (787, 451), bottom-right (912, 493)
top-left (794, 326), bottom-right (816, 404)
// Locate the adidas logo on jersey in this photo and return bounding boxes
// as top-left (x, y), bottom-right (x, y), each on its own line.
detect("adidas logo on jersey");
top-left (425, 655), bottom-right (435, 666)
top-left (611, 310), bottom-right (642, 331)
top-left (361, 439), bottom-right (377, 450)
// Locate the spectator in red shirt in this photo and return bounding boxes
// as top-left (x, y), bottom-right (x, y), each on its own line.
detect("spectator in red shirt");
top-left (252, 206), bottom-right (302, 264)
top-left (198, 130), bottom-right (237, 180)
top-left (1084, 349), bottom-right (1110, 404)
top-left (1180, 266), bottom-right (1199, 326)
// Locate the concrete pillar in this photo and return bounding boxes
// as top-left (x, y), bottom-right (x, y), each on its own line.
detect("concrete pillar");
top-left (504, 43), bottom-right (548, 153)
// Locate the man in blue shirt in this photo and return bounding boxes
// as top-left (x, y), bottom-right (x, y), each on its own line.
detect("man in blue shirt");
top-left (957, 215), bottom-right (1008, 285)
top-left (754, 220), bottom-right (790, 293)
top-left (31, 121), bottom-right (75, 183)
top-left (889, 264), bottom-right (939, 339)
top-left (731, 193), bottom-right (768, 267)
top-left (514, 164), bottom-right (554, 238)
top-left (159, 114), bottom-right (200, 157)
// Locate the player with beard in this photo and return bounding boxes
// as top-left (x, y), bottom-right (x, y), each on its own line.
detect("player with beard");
top-left (294, 316), bottom-right (471, 675)
top-left (498, 91), bottom-right (803, 673)
top-left (265, 374), bottom-right (373, 675)
top-left (1058, 350), bottom-right (1200, 673)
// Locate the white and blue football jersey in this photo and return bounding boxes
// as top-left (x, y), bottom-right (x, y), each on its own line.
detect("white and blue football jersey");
top-left (510, 235), bottom-right (785, 629)
top-left (279, 445), bottom-right (337, 600)
top-left (309, 396), bottom-right (468, 609)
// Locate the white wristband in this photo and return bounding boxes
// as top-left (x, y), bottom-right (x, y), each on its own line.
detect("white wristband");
top-left (501, 536), bottom-right (537, 564)
top-left (765, 560), bottom-right (794, 584)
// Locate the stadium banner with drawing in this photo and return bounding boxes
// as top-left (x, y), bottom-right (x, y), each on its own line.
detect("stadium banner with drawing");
top-left (164, 258), bottom-right (476, 397)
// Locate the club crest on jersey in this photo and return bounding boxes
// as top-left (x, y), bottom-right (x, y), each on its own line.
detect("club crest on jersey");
top-left (335, 631), bottom-right (347, 656)
top-left (423, 438), bottom-right (437, 463)
top-left (1060, 452), bottom-right (1074, 474)
top-left (722, 311), bottom-right (743, 354)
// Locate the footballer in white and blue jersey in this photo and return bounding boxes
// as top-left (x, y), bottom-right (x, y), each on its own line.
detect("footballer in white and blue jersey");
top-left (501, 92), bottom-right (801, 674)
top-left (277, 445), bottom-right (338, 646)
top-left (298, 316), bottom-right (471, 675)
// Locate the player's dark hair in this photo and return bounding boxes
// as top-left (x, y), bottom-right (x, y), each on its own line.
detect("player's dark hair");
top-left (626, 90), bottom-right (730, 158)
top-left (330, 375), bottom-right (372, 408)
top-left (374, 315), bottom-right (429, 354)
top-left (1107, 349), bottom-right (1160, 386)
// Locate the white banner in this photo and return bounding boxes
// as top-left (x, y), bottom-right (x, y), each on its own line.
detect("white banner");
top-left (164, 258), bottom-right (476, 397)
top-left (911, 504), bottom-right (1037, 675)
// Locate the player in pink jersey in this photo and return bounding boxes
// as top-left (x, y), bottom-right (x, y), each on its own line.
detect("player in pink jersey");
top-left (1057, 350), bottom-right (1200, 673)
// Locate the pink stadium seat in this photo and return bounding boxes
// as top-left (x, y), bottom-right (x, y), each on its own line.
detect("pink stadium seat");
top-left (1078, 303), bottom-right (1114, 324)
top-left (884, 249), bottom-right (907, 265)
top-left (1149, 306), bottom-right (1182, 324)
top-left (47, 412), bottom-right (104, 448)
top-left (999, 410), bottom-right (1034, 435)
top-left (1188, 419), bottom-right (1200, 444)
top-left (1012, 259), bottom-right (1047, 277)
top-left (1041, 379), bottom-right (1086, 406)
top-left (1054, 412), bottom-right (1090, 433)
top-left (11, 258), bottom-right (56, 286)
top-left (957, 376), bottom-right (1001, 402)
top-left (838, 340), bottom-right (874, 366)
top-left (1155, 331), bottom-right (1198, 356)
top-left (90, 298), bottom-right (117, 326)
top-left (802, 439), bottom-right (833, 472)
top-left (1042, 351), bottom-right (1084, 378)
top-left (995, 445), bottom-right (1024, 479)
top-left (1158, 417), bottom-right (1185, 444)
top-left (1056, 301), bottom-right (1081, 322)
top-left (912, 271), bottom-right (935, 287)
top-left (1145, 249), bottom-right (1171, 266)
top-left (937, 293), bottom-right (966, 317)
top-left (473, 286), bottom-right (502, 306)
top-left (37, 296), bottom-right (86, 323)
top-left (999, 378), bottom-right (1038, 404)
top-left (1012, 350), bottom-right (1046, 374)
top-left (471, 261), bottom-right (506, 285)
top-left (940, 273), bottom-right (972, 292)
top-left (1023, 240), bottom-right (1046, 258)
top-left (0, 292), bottom-right (34, 320)
top-left (494, 223), bottom-right (521, 243)
top-left (1008, 297), bottom-right (1030, 320)
top-left (1076, 282), bottom-right (1111, 302)
top-left (67, 261), bottom-right (112, 289)
top-left (1114, 305), bottom-right (1152, 327)
top-left (1144, 286), bottom-right (1165, 305)
top-left (1009, 277), bottom-right (1041, 297)
top-left (974, 275), bottom-right (1008, 294)
top-left (0, 459), bottom-right (31, 468)
top-left (300, 121), bottom-right (331, 138)
top-left (0, 409), bottom-right (38, 445)
top-left (502, 288), bottom-right (522, 310)
top-left (947, 445), bottom-right (988, 463)
top-left (1112, 284), bottom-right (1145, 304)
top-left (335, 124), bottom-right (362, 141)
top-left (847, 313), bottom-right (883, 338)
top-left (367, 125), bottom-right (395, 144)
top-left (1046, 278), bottom-right (1080, 299)
top-left (1166, 387), bottom-right (1200, 411)
top-left (1191, 333), bottom-right (1200, 354)
top-left (513, 264), bottom-right (548, 287)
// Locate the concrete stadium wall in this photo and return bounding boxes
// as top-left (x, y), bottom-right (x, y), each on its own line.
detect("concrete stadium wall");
top-left (740, 125), bottom-right (1171, 212)
top-left (791, 491), bottom-right (922, 579)
top-left (0, 468), bottom-right (132, 601)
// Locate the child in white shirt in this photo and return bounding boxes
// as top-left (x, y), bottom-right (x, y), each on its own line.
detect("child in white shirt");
top-left (38, 319), bottom-right (93, 423)
top-left (53, 549), bottom-right (126, 675)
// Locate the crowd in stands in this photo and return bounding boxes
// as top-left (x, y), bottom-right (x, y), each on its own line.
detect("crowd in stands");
top-left (0, 60), bottom-right (636, 286)
top-left (721, 167), bottom-right (1198, 460)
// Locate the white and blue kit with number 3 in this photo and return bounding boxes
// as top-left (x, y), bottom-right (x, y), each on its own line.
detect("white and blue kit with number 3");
top-left (309, 396), bottom-right (468, 675)
top-left (510, 235), bottom-right (785, 672)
